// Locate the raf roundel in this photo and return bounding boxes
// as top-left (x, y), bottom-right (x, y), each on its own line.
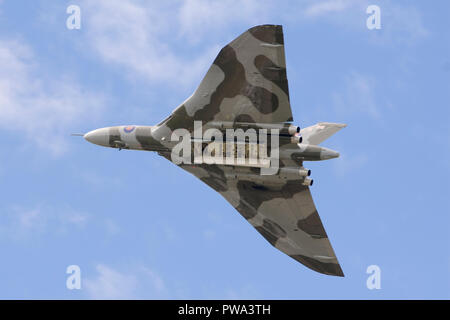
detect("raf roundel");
top-left (123, 125), bottom-right (135, 133)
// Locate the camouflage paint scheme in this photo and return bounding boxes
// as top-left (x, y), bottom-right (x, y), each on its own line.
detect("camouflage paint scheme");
top-left (84, 25), bottom-right (346, 277)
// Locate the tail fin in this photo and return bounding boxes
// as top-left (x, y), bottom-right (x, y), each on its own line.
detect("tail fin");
top-left (300, 122), bottom-right (347, 145)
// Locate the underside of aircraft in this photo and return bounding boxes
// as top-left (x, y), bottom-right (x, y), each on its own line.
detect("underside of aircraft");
top-left (83, 25), bottom-right (346, 277)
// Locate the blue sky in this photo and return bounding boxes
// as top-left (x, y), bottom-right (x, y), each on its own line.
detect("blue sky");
top-left (0, 0), bottom-right (449, 299)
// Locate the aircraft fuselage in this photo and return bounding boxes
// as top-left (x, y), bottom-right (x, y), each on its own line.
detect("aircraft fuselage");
top-left (84, 125), bottom-right (339, 162)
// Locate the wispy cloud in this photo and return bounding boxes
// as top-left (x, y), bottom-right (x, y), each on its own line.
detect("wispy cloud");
top-left (140, 266), bottom-right (167, 295)
top-left (79, 0), bottom-right (223, 89)
top-left (300, 0), bottom-right (370, 30)
top-left (0, 204), bottom-right (88, 241)
top-left (304, 0), bottom-right (359, 17)
top-left (84, 264), bottom-right (168, 299)
top-left (84, 264), bottom-right (138, 299)
top-left (0, 39), bottom-right (105, 155)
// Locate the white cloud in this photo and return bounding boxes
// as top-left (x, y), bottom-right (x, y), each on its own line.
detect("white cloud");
top-left (0, 39), bottom-right (104, 155)
top-left (80, 0), bottom-right (222, 89)
top-left (84, 264), bottom-right (138, 299)
top-left (84, 264), bottom-right (168, 299)
top-left (140, 266), bottom-right (167, 295)
top-left (300, 0), bottom-right (370, 29)
top-left (304, 0), bottom-right (357, 17)
top-left (16, 207), bottom-right (44, 232)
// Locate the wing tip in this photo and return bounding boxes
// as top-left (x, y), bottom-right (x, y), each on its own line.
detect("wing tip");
top-left (247, 24), bottom-right (284, 45)
top-left (317, 264), bottom-right (345, 277)
top-left (290, 254), bottom-right (345, 277)
top-left (248, 24), bottom-right (283, 31)
top-left (320, 263), bottom-right (345, 277)
top-left (333, 265), bottom-right (345, 277)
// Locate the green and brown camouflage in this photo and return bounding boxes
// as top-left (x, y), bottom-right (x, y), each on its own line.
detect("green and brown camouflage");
top-left (83, 25), bottom-right (346, 277)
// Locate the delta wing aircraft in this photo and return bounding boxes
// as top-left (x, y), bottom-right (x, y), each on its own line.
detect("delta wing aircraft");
top-left (82, 25), bottom-right (346, 276)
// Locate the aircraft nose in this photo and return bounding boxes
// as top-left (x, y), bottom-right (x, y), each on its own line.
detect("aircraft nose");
top-left (84, 128), bottom-right (109, 147)
top-left (320, 147), bottom-right (340, 160)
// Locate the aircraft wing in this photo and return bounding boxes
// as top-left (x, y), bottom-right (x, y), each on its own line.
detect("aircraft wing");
top-left (175, 163), bottom-right (344, 277)
top-left (161, 24), bottom-right (293, 133)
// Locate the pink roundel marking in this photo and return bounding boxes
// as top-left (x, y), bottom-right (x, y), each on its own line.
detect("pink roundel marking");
top-left (124, 126), bottom-right (135, 133)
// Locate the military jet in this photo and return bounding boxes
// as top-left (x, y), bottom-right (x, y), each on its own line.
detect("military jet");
top-left (82, 25), bottom-right (346, 277)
